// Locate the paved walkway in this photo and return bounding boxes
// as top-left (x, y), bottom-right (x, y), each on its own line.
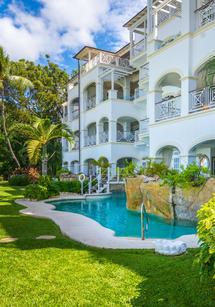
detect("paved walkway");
top-left (16, 198), bottom-right (199, 249)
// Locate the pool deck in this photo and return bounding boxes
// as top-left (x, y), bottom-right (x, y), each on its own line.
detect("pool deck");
top-left (16, 197), bottom-right (199, 249)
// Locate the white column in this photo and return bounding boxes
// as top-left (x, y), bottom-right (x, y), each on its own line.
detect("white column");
top-left (123, 77), bottom-right (130, 100)
top-left (129, 30), bottom-right (134, 57)
top-left (147, 0), bottom-right (153, 34)
top-left (181, 77), bottom-right (197, 116)
top-left (147, 90), bottom-right (162, 124)
top-left (96, 122), bottom-right (100, 145)
top-left (181, 0), bottom-right (197, 34)
top-left (109, 120), bottom-right (117, 142)
top-left (96, 77), bottom-right (103, 104)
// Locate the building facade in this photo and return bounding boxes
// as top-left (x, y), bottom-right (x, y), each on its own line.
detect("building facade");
top-left (62, 0), bottom-right (215, 175)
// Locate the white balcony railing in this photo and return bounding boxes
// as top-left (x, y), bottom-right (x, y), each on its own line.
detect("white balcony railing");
top-left (131, 39), bottom-right (146, 58)
top-left (86, 97), bottom-right (96, 110)
top-left (81, 52), bottom-right (130, 75)
top-left (190, 86), bottom-right (215, 113)
top-left (99, 132), bottom-right (109, 144)
top-left (153, 0), bottom-right (182, 27)
top-left (117, 131), bottom-right (135, 143)
top-left (84, 135), bottom-right (96, 147)
top-left (134, 88), bottom-right (146, 100)
top-left (155, 96), bottom-right (181, 121)
top-left (196, 0), bottom-right (215, 28)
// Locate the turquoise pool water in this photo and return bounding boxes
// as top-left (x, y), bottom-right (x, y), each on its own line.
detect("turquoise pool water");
top-left (50, 193), bottom-right (197, 239)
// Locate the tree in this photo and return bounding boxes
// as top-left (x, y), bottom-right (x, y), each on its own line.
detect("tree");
top-left (12, 117), bottom-right (74, 175)
top-left (10, 58), bottom-right (69, 121)
top-left (0, 46), bottom-right (33, 168)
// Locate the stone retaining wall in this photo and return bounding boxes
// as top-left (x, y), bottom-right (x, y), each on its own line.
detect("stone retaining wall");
top-left (125, 177), bottom-right (215, 221)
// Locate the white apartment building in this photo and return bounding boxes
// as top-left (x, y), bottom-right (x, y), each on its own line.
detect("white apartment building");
top-left (62, 0), bottom-right (215, 176)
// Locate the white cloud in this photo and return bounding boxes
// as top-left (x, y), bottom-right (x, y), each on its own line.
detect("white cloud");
top-left (0, 0), bottom-right (147, 61)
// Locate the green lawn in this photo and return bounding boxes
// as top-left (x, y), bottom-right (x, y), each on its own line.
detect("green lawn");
top-left (0, 182), bottom-right (214, 306)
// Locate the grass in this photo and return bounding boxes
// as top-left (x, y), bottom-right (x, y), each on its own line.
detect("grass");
top-left (0, 182), bottom-right (214, 306)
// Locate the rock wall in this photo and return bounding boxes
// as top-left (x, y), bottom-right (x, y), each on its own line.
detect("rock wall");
top-left (125, 177), bottom-right (215, 221)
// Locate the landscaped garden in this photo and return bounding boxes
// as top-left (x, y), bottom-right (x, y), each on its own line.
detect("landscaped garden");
top-left (0, 181), bottom-right (214, 306)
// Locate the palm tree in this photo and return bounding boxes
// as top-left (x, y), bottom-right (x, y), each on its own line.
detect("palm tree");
top-left (0, 46), bottom-right (33, 167)
top-left (12, 117), bottom-right (74, 175)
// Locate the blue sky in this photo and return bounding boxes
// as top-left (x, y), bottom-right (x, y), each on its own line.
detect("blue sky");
top-left (0, 0), bottom-right (146, 74)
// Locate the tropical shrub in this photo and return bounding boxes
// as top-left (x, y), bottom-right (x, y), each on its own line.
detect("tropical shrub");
top-left (38, 175), bottom-right (59, 197)
top-left (56, 168), bottom-right (71, 178)
top-left (197, 195), bottom-right (215, 279)
top-left (24, 184), bottom-right (49, 200)
top-left (12, 167), bottom-right (40, 183)
top-left (181, 163), bottom-right (208, 187)
top-left (56, 180), bottom-right (89, 194)
top-left (144, 161), bottom-right (169, 178)
top-left (8, 174), bottom-right (30, 186)
top-left (120, 162), bottom-right (137, 178)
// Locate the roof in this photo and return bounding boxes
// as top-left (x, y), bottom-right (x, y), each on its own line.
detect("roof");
top-left (73, 44), bottom-right (130, 61)
top-left (123, 6), bottom-right (147, 28)
top-left (73, 46), bottom-right (114, 60)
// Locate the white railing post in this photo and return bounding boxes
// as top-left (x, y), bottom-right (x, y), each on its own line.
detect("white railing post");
top-left (88, 175), bottom-right (92, 194)
top-left (107, 167), bottom-right (110, 193)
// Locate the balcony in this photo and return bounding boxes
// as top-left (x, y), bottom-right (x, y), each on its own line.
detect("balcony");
top-left (196, 0), bottom-right (215, 28)
top-left (86, 97), bottom-right (96, 110)
top-left (135, 118), bottom-right (149, 144)
top-left (155, 96), bottom-right (181, 121)
top-left (84, 135), bottom-right (96, 147)
top-left (153, 0), bottom-right (182, 27)
top-left (81, 52), bottom-right (130, 75)
top-left (189, 86), bottom-right (215, 113)
top-left (117, 131), bottom-right (135, 143)
top-left (131, 39), bottom-right (146, 58)
top-left (99, 132), bottom-right (109, 144)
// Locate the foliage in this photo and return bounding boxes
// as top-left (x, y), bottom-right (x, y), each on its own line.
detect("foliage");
top-left (24, 184), bottom-right (49, 200)
top-left (11, 116), bottom-right (74, 175)
top-left (197, 196), bottom-right (215, 280)
top-left (56, 180), bottom-right (89, 194)
top-left (12, 167), bottom-right (40, 183)
top-left (162, 163), bottom-right (208, 189)
top-left (10, 57), bottom-right (69, 120)
top-left (8, 174), bottom-right (30, 186)
top-left (181, 163), bottom-right (208, 187)
top-left (120, 161), bottom-right (137, 178)
top-left (143, 161), bottom-right (169, 178)
top-left (37, 175), bottom-right (60, 197)
top-left (56, 168), bottom-right (71, 178)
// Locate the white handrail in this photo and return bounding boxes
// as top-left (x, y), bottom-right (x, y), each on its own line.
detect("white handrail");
top-left (141, 202), bottom-right (149, 240)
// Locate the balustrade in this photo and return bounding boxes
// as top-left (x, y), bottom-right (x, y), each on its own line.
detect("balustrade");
top-left (189, 86), bottom-right (215, 113)
top-left (155, 96), bottom-right (181, 121)
top-left (86, 97), bottom-right (96, 110)
top-left (84, 135), bottom-right (96, 147)
top-left (196, 0), bottom-right (215, 27)
top-left (99, 132), bottom-right (109, 144)
top-left (117, 131), bottom-right (135, 143)
top-left (132, 39), bottom-right (146, 58)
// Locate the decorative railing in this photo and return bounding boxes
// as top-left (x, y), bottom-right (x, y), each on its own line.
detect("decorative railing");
top-left (86, 97), bottom-right (96, 110)
top-left (131, 39), bottom-right (146, 58)
top-left (196, 0), bottom-right (215, 27)
top-left (81, 52), bottom-right (130, 75)
top-left (117, 131), bottom-right (135, 143)
top-left (155, 96), bottom-right (181, 121)
top-left (189, 86), bottom-right (215, 113)
top-left (71, 109), bottom-right (79, 120)
top-left (99, 132), bottom-right (109, 144)
top-left (153, 0), bottom-right (182, 27)
top-left (84, 135), bottom-right (96, 147)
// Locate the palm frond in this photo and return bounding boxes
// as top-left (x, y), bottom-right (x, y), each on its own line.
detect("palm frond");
top-left (26, 140), bottom-right (42, 164)
top-left (9, 123), bottom-right (41, 139)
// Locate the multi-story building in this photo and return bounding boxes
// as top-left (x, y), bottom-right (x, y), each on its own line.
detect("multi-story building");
top-left (62, 0), bottom-right (215, 176)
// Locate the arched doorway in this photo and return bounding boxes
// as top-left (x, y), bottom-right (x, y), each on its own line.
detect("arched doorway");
top-left (156, 146), bottom-right (181, 170)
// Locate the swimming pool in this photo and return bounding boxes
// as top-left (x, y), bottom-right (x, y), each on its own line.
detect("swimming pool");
top-left (50, 193), bottom-right (197, 239)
